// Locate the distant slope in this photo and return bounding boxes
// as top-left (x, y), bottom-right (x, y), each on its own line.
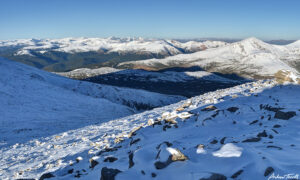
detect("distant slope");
top-left (119, 37), bottom-right (300, 79)
top-left (0, 57), bottom-right (184, 146)
top-left (0, 37), bottom-right (226, 72)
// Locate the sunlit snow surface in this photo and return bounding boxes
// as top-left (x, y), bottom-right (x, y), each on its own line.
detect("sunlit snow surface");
top-left (0, 57), bottom-right (300, 179)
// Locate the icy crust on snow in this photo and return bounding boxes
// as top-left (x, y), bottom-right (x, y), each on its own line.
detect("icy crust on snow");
top-left (2, 77), bottom-right (299, 179)
top-left (0, 57), bottom-right (184, 147)
top-left (119, 37), bottom-right (300, 78)
top-left (0, 37), bottom-right (226, 56)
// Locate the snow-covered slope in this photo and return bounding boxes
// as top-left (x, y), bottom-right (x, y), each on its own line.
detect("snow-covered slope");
top-left (0, 37), bottom-right (226, 56)
top-left (119, 37), bottom-right (300, 78)
top-left (57, 66), bottom-right (241, 83)
top-left (2, 78), bottom-right (299, 180)
top-left (0, 57), bottom-right (184, 147)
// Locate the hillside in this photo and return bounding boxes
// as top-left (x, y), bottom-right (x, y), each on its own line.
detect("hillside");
top-left (119, 37), bottom-right (300, 79)
top-left (0, 57), bottom-right (184, 147)
top-left (2, 77), bottom-right (299, 179)
top-left (0, 37), bottom-right (226, 72)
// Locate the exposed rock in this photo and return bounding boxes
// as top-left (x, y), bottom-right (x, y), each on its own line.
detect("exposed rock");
top-left (104, 156), bottom-right (118, 163)
top-left (200, 173), bottom-right (227, 180)
top-left (147, 119), bottom-right (155, 126)
top-left (67, 169), bottom-right (74, 174)
top-left (129, 151), bottom-right (134, 168)
top-left (76, 156), bottom-right (83, 163)
top-left (154, 148), bottom-right (188, 169)
top-left (257, 130), bottom-right (268, 137)
top-left (201, 105), bottom-right (217, 111)
top-left (100, 167), bottom-right (122, 180)
top-left (267, 145), bottom-right (282, 150)
top-left (249, 120), bottom-right (258, 125)
top-left (220, 137), bottom-right (226, 144)
top-left (151, 173), bottom-right (157, 177)
top-left (210, 139), bottom-right (218, 144)
top-left (227, 107), bottom-right (239, 113)
top-left (130, 138), bottom-right (140, 146)
top-left (274, 111), bottom-right (296, 120)
top-left (176, 107), bottom-right (185, 112)
top-left (260, 104), bottom-right (284, 112)
top-left (39, 172), bottom-right (55, 180)
top-left (275, 70), bottom-right (300, 84)
top-left (89, 158), bottom-right (99, 168)
top-left (264, 167), bottom-right (274, 177)
top-left (128, 126), bottom-right (143, 138)
top-left (242, 137), bottom-right (261, 143)
top-left (114, 137), bottom-right (124, 144)
top-left (273, 124), bottom-right (281, 128)
top-left (196, 144), bottom-right (206, 154)
top-left (97, 146), bottom-right (121, 156)
top-left (231, 169), bottom-right (243, 179)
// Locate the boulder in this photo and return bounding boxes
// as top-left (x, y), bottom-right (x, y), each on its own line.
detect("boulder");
top-left (274, 111), bottom-right (296, 120)
top-left (100, 167), bottom-right (122, 180)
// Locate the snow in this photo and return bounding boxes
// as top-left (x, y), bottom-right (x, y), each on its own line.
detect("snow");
top-left (212, 143), bottom-right (243, 157)
top-left (119, 37), bottom-right (300, 78)
top-left (0, 37), bottom-right (227, 56)
top-left (0, 56), bottom-right (300, 179)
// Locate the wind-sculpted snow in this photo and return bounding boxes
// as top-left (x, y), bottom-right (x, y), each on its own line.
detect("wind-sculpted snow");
top-left (2, 76), bottom-right (299, 179)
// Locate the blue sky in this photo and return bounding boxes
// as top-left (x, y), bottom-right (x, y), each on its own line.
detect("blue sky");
top-left (0, 0), bottom-right (299, 40)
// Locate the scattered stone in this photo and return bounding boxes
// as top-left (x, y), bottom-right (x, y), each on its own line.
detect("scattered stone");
top-left (114, 137), bottom-right (124, 144)
top-left (220, 137), bottom-right (226, 144)
top-left (274, 111), bottom-right (296, 120)
top-left (156, 142), bottom-right (173, 149)
top-left (100, 167), bottom-right (122, 180)
top-left (97, 146), bottom-right (121, 156)
top-left (273, 124), bottom-right (281, 128)
top-left (231, 169), bottom-right (243, 179)
top-left (89, 158), bottom-right (99, 168)
top-left (176, 107), bottom-right (185, 112)
top-left (269, 135), bottom-right (274, 139)
top-left (164, 118), bottom-right (177, 124)
top-left (200, 173), bottom-right (227, 180)
top-left (155, 148), bottom-right (188, 169)
top-left (242, 137), bottom-right (261, 143)
top-left (141, 170), bottom-right (145, 175)
top-left (227, 107), bottom-right (239, 113)
top-left (130, 138), bottom-right (140, 146)
top-left (201, 105), bottom-right (217, 111)
top-left (76, 156), bottom-right (83, 163)
top-left (260, 104), bottom-right (284, 112)
top-left (104, 157), bottom-right (118, 163)
top-left (151, 173), bottom-right (157, 177)
top-left (39, 172), bottom-right (55, 180)
top-left (129, 151), bottom-right (134, 168)
top-left (249, 120), bottom-right (258, 125)
top-left (257, 130), bottom-right (268, 137)
top-left (148, 119), bottom-right (155, 126)
top-left (128, 126), bottom-right (143, 138)
top-left (67, 169), bottom-right (74, 174)
top-left (272, 129), bottom-right (279, 134)
top-left (210, 139), bottom-right (218, 144)
top-left (267, 145), bottom-right (282, 150)
top-left (264, 167), bottom-right (274, 177)
top-left (196, 144), bottom-right (206, 154)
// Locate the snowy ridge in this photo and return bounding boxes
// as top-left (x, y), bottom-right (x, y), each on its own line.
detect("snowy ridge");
top-left (2, 75), bottom-right (300, 179)
top-left (119, 37), bottom-right (300, 78)
top-left (0, 37), bottom-right (227, 56)
top-left (0, 57), bottom-right (184, 147)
